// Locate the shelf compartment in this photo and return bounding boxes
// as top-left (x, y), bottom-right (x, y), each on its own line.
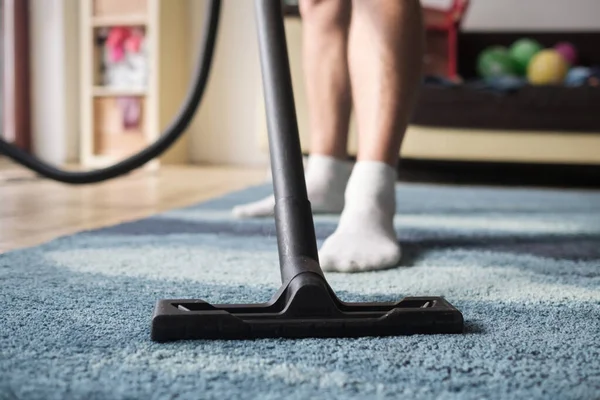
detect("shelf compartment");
top-left (81, 0), bottom-right (190, 168)
top-left (92, 0), bottom-right (147, 19)
top-left (93, 96), bottom-right (147, 158)
top-left (93, 26), bottom-right (149, 88)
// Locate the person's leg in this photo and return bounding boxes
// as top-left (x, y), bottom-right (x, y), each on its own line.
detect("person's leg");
top-left (301, 0), bottom-right (353, 159)
top-left (320, 0), bottom-right (424, 272)
top-left (233, 0), bottom-right (354, 218)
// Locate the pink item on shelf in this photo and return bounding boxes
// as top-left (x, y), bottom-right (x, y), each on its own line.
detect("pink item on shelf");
top-left (125, 29), bottom-right (144, 53)
top-left (106, 27), bottom-right (129, 63)
top-left (109, 46), bottom-right (125, 63)
top-left (106, 27), bottom-right (129, 47)
top-left (554, 42), bottom-right (578, 66)
top-left (117, 97), bottom-right (142, 130)
top-left (106, 27), bottom-right (142, 63)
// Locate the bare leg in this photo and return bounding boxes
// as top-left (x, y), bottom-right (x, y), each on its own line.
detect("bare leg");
top-left (233, 0), bottom-right (354, 218)
top-left (320, 0), bottom-right (425, 272)
top-left (351, 0), bottom-right (424, 165)
top-left (301, 0), bottom-right (352, 159)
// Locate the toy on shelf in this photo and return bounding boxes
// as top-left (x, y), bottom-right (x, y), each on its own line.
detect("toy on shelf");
top-left (99, 26), bottom-right (149, 89)
top-left (509, 38), bottom-right (543, 76)
top-left (477, 46), bottom-right (517, 79)
top-left (473, 36), bottom-right (600, 87)
top-left (527, 49), bottom-right (569, 85)
top-left (565, 67), bottom-right (592, 87)
top-left (554, 41), bottom-right (578, 66)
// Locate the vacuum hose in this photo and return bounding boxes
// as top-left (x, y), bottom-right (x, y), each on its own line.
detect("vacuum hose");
top-left (0, 0), bottom-right (221, 184)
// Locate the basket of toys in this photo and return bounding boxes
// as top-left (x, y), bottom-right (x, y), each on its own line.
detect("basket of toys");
top-left (413, 34), bottom-right (600, 132)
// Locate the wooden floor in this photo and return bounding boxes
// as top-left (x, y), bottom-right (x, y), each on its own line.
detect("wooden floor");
top-left (0, 161), bottom-right (265, 253)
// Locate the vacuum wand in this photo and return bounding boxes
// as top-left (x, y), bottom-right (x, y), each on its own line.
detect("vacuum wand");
top-left (255, 0), bottom-right (322, 284)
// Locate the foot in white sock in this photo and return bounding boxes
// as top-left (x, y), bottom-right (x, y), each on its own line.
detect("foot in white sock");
top-left (232, 154), bottom-right (353, 218)
top-left (319, 161), bottom-right (401, 272)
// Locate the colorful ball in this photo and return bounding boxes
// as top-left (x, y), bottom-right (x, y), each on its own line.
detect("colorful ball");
top-left (554, 42), bottom-right (578, 66)
top-left (527, 50), bottom-right (569, 85)
top-left (564, 67), bottom-right (591, 87)
top-left (477, 46), bottom-right (517, 79)
top-left (509, 38), bottom-right (543, 75)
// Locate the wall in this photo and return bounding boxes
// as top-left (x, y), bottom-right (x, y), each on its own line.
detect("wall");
top-left (462, 0), bottom-right (600, 31)
top-left (423, 0), bottom-right (600, 31)
top-left (187, 0), bottom-right (267, 166)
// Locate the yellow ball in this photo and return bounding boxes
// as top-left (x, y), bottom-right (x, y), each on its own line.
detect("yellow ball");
top-left (527, 50), bottom-right (569, 85)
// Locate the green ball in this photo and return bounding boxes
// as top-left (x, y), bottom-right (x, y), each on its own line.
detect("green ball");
top-left (509, 38), bottom-right (543, 75)
top-left (477, 46), bottom-right (517, 78)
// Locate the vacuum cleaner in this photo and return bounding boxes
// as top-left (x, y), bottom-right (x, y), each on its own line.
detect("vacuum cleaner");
top-left (0, 0), bottom-right (464, 341)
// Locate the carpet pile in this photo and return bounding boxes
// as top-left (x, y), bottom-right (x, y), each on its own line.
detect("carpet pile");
top-left (1, 183), bottom-right (599, 399)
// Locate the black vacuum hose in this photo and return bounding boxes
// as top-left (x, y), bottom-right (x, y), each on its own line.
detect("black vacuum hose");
top-left (0, 0), bottom-right (221, 184)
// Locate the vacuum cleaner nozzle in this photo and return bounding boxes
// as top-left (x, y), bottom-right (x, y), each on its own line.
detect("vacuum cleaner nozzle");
top-left (151, 272), bottom-right (463, 342)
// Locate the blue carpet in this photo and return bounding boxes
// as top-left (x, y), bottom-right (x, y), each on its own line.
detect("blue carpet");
top-left (1, 183), bottom-right (600, 400)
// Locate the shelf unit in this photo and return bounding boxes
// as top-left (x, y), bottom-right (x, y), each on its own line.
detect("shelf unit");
top-left (80, 0), bottom-right (191, 168)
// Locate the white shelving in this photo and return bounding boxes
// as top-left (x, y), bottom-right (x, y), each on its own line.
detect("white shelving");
top-left (80, 0), bottom-right (191, 168)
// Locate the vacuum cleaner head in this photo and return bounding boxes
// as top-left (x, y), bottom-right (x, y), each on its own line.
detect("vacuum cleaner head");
top-left (151, 273), bottom-right (463, 342)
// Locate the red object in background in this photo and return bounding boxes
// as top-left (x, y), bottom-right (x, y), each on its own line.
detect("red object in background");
top-left (106, 27), bottom-right (130, 62)
top-left (106, 27), bottom-right (144, 63)
top-left (106, 26), bottom-right (128, 47)
top-left (125, 29), bottom-right (144, 53)
top-left (423, 0), bottom-right (469, 79)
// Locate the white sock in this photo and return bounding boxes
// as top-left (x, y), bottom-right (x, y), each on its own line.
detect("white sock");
top-left (232, 154), bottom-right (353, 218)
top-left (319, 161), bottom-right (401, 272)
